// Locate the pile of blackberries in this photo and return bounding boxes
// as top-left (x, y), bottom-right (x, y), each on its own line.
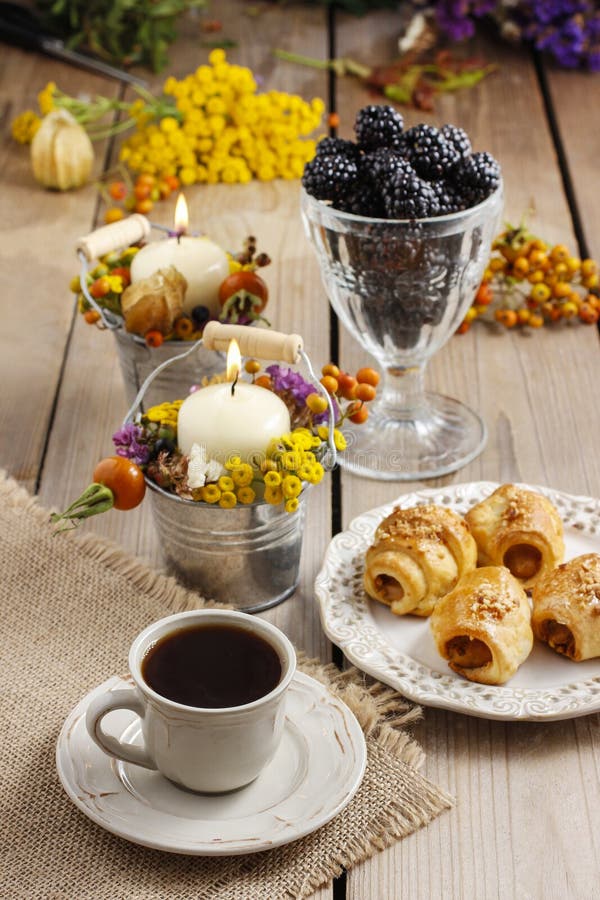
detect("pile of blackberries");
top-left (302, 105), bottom-right (501, 219)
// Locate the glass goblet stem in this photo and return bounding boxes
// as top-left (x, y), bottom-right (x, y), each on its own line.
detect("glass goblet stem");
top-left (378, 363), bottom-right (427, 417)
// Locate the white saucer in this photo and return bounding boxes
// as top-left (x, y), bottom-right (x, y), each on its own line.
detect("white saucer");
top-left (56, 671), bottom-right (366, 855)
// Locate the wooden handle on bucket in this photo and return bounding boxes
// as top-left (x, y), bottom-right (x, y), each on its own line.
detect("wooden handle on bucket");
top-left (76, 214), bottom-right (152, 261)
top-left (202, 322), bottom-right (304, 364)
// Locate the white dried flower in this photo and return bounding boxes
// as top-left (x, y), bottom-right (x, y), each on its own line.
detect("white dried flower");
top-left (187, 443), bottom-right (222, 490)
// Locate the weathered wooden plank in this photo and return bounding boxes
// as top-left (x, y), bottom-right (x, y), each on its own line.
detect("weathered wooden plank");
top-left (37, 1), bottom-right (333, 666)
top-left (330, 11), bottom-right (600, 900)
top-left (0, 50), bottom-right (120, 492)
top-left (545, 64), bottom-right (600, 261)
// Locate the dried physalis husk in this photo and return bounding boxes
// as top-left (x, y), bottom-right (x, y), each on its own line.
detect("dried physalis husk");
top-left (31, 109), bottom-right (94, 191)
top-left (121, 266), bottom-right (187, 336)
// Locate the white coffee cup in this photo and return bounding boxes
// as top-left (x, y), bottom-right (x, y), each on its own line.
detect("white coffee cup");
top-left (86, 608), bottom-right (296, 793)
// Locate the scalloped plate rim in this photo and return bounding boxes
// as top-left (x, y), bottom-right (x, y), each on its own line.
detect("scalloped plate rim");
top-left (315, 481), bottom-right (600, 722)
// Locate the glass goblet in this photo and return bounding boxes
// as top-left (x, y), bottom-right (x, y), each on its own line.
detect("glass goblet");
top-left (301, 184), bottom-right (503, 480)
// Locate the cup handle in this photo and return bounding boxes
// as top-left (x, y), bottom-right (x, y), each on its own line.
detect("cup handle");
top-left (86, 689), bottom-right (157, 770)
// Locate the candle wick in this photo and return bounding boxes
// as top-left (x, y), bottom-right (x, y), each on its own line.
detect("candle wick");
top-left (231, 372), bottom-right (239, 396)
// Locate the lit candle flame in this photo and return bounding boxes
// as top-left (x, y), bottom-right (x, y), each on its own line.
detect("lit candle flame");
top-left (174, 193), bottom-right (189, 233)
top-left (226, 339), bottom-right (242, 383)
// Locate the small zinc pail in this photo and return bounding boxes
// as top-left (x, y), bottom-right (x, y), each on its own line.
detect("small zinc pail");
top-left (122, 321), bottom-right (337, 613)
top-left (147, 479), bottom-right (309, 612)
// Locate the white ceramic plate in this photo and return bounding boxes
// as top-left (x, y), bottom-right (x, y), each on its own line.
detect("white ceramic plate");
top-left (56, 671), bottom-right (366, 855)
top-left (315, 481), bottom-right (600, 722)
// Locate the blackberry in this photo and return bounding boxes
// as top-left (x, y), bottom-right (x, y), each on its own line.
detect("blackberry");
top-left (433, 179), bottom-right (467, 216)
top-left (302, 152), bottom-right (359, 202)
top-left (362, 147), bottom-right (408, 182)
top-left (382, 165), bottom-right (440, 220)
top-left (400, 124), bottom-right (460, 181)
top-left (336, 178), bottom-right (385, 218)
top-left (354, 104), bottom-right (404, 151)
top-left (441, 124), bottom-right (471, 161)
top-left (451, 151), bottom-right (501, 205)
top-left (315, 136), bottom-right (359, 160)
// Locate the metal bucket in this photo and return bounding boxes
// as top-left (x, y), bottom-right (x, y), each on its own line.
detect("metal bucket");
top-left (147, 479), bottom-right (309, 612)
top-left (113, 329), bottom-right (225, 409)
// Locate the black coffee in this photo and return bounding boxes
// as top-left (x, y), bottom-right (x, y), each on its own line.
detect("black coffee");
top-left (141, 624), bottom-right (282, 708)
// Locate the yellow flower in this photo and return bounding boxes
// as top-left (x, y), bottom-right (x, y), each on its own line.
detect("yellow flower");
top-left (264, 485), bottom-right (283, 505)
top-left (202, 484), bottom-right (221, 503)
top-left (285, 498), bottom-right (299, 514)
top-left (264, 471), bottom-right (282, 488)
top-left (232, 464), bottom-right (253, 487)
top-left (11, 110), bottom-right (41, 144)
top-left (219, 491), bottom-right (237, 509)
top-left (282, 475), bottom-right (302, 499)
top-left (225, 455), bottom-right (242, 470)
top-left (282, 451), bottom-right (302, 471)
top-left (107, 275), bottom-right (124, 293)
top-left (37, 82), bottom-right (56, 116)
top-left (218, 476), bottom-right (235, 492)
top-left (237, 486), bottom-right (256, 504)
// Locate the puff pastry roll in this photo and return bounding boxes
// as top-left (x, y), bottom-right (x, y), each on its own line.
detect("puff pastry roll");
top-left (364, 504), bottom-right (477, 617)
top-left (532, 553), bottom-right (600, 661)
top-left (430, 566), bottom-right (533, 685)
top-left (464, 484), bottom-right (564, 590)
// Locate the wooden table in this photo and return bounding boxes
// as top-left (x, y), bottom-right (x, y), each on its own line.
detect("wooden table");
top-left (2, 3), bottom-right (600, 897)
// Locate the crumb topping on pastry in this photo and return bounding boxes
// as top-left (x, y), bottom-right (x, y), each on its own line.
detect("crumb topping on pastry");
top-left (469, 580), bottom-right (518, 620)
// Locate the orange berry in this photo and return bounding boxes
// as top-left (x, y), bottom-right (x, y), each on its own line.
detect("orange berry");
top-left (550, 244), bottom-right (569, 264)
top-left (135, 199), bottom-right (153, 215)
top-left (531, 238), bottom-right (548, 252)
top-left (474, 283), bottom-right (492, 305)
top-left (512, 257), bottom-right (529, 277)
top-left (579, 302), bottom-right (599, 324)
top-left (321, 363), bottom-right (340, 378)
top-left (561, 300), bottom-right (579, 318)
top-left (552, 282), bottom-right (572, 300)
top-left (355, 383), bottom-right (376, 403)
top-left (494, 308), bottom-right (518, 328)
top-left (306, 393), bottom-right (329, 414)
top-left (337, 372), bottom-right (357, 400)
top-left (164, 174), bottom-right (180, 191)
top-left (528, 270), bottom-right (545, 284)
top-left (530, 283), bottom-right (551, 303)
top-left (581, 259), bottom-right (597, 278)
top-left (516, 308), bottom-right (531, 324)
top-left (134, 182), bottom-right (152, 201)
top-left (136, 173), bottom-right (156, 188)
top-left (528, 313), bottom-right (544, 328)
top-left (327, 112), bottom-right (341, 129)
top-left (489, 257), bottom-right (506, 272)
top-left (255, 375), bottom-right (272, 389)
top-left (145, 330), bottom-right (164, 348)
top-left (83, 309), bottom-right (101, 324)
top-left (583, 273), bottom-right (599, 290)
top-left (244, 359), bottom-right (261, 375)
top-left (108, 180), bottom-right (127, 201)
top-left (320, 375), bottom-right (339, 395)
top-left (90, 276), bottom-right (111, 298)
top-left (348, 402), bottom-right (368, 424)
top-left (104, 206), bottom-right (125, 224)
top-left (158, 180), bottom-right (172, 199)
top-left (174, 315), bottom-right (194, 339)
top-left (528, 249), bottom-right (547, 269)
top-left (456, 320), bottom-right (471, 334)
top-left (464, 307), bottom-right (478, 323)
top-left (356, 367), bottom-right (380, 387)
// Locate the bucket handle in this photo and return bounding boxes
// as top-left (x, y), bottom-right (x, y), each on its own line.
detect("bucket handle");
top-left (123, 323), bottom-right (338, 469)
top-left (75, 214), bottom-right (152, 330)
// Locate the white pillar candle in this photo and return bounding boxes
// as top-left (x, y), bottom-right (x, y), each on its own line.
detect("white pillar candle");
top-left (177, 382), bottom-right (291, 463)
top-left (129, 194), bottom-right (229, 315)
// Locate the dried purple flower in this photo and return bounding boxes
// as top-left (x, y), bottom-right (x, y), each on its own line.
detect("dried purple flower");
top-left (112, 423), bottom-right (150, 466)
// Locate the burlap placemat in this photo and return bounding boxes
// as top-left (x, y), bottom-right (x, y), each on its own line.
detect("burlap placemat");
top-left (1, 471), bottom-right (452, 899)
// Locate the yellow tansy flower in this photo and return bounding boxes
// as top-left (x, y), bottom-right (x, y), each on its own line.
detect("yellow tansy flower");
top-left (264, 485), bottom-right (283, 505)
top-left (219, 491), bottom-right (237, 509)
top-left (237, 486), bottom-right (256, 504)
top-left (264, 471), bottom-right (282, 488)
top-left (285, 498), bottom-right (299, 514)
top-left (218, 476), bottom-right (235, 492)
top-left (202, 484), bottom-right (221, 503)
